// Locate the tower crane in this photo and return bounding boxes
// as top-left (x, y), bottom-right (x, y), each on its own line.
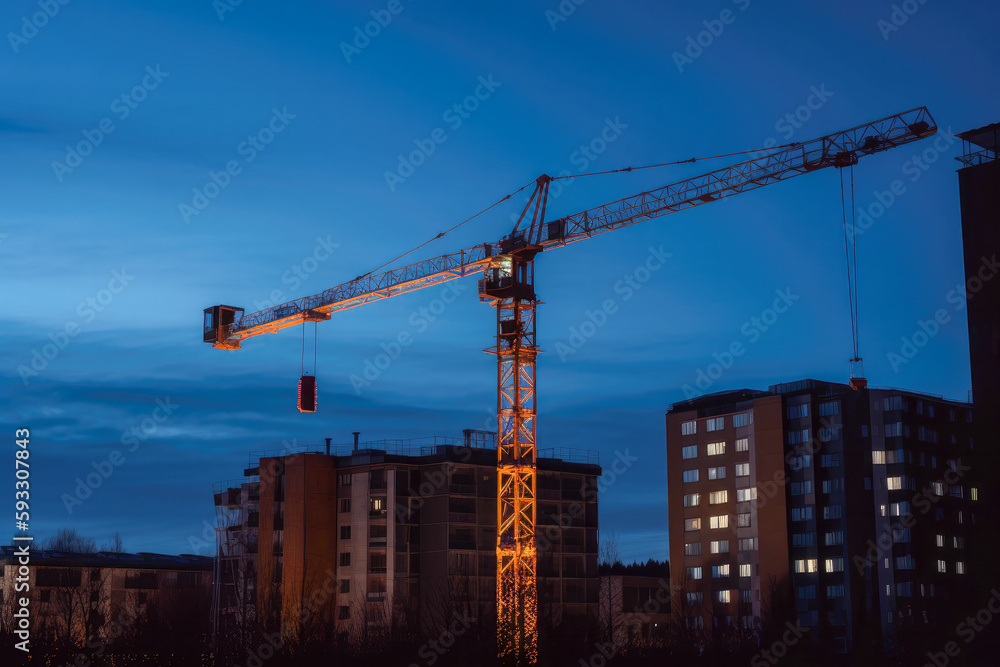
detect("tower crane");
top-left (203, 107), bottom-right (937, 665)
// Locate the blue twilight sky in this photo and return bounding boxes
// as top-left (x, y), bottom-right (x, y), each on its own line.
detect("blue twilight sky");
top-left (2, 0), bottom-right (998, 563)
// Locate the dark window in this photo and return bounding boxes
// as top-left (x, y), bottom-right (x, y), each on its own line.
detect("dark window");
top-left (340, 526), bottom-right (351, 540)
top-left (339, 579), bottom-right (350, 594)
top-left (338, 606), bottom-right (350, 620)
top-left (369, 553), bottom-right (387, 573)
top-left (124, 571), bottom-right (157, 590)
top-left (35, 568), bottom-right (82, 588)
top-left (339, 553), bottom-right (351, 567)
top-left (340, 499), bottom-right (351, 513)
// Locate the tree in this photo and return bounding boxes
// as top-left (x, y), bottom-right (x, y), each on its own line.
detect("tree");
top-left (46, 528), bottom-right (97, 553)
top-left (101, 532), bottom-right (125, 553)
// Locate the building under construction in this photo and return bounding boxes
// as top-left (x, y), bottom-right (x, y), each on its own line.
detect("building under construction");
top-left (212, 431), bottom-right (601, 651)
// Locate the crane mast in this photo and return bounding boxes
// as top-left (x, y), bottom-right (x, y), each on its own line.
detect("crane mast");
top-left (203, 107), bottom-right (937, 665)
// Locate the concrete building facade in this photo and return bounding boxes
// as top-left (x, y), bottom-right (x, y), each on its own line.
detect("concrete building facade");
top-left (667, 379), bottom-right (976, 656)
top-left (213, 432), bottom-right (602, 649)
top-left (0, 548), bottom-right (212, 649)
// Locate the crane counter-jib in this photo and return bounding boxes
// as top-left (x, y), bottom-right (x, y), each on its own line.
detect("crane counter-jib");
top-left (204, 105), bottom-right (936, 350)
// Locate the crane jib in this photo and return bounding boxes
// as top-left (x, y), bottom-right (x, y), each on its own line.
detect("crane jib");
top-left (203, 106), bottom-right (935, 349)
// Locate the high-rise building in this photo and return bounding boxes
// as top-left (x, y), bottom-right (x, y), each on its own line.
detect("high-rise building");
top-left (666, 380), bottom-right (976, 656)
top-left (213, 431), bottom-right (602, 650)
top-left (955, 124), bottom-right (1000, 629)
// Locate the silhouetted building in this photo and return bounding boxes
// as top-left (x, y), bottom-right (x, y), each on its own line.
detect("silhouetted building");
top-left (956, 123), bottom-right (1000, 621)
top-left (597, 561), bottom-right (670, 652)
top-left (0, 548), bottom-right (212, 648)
top-left (666, 380), bottom-right (976, 657)
top-left (213, 431), bottom-right (602, 651)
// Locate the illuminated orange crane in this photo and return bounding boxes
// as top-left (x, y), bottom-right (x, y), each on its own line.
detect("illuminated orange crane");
top-left (203, 107), bottom-right (936, 665)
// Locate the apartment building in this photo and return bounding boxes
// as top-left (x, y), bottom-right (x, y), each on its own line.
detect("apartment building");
top-left (666, 379), bottom-right (976, 656)
top-left (956, 123), bottom-right (1000, 615)
top-left (0, 548), bottom-right (212, 648)
top-left (213, 431), bottom-right (602, 649)
top-left (597, 561), bottom-right (671, 651)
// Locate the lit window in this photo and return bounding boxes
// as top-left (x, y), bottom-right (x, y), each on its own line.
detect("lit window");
top-left (971, 487), bottom-right (979, 501)
top-left (709, 490), bottom-right (728, 504)
top-left (683, 493), bottom-right (700, 507)
top-left (686, 566), bottom-right (702, 580)
top-left (709, 515), bottom-right (729, 529)
top-left (684, 518), bottom-right (701, 531)
top-left (935, 534), bottom-right (944, 547)
top-left (737, 512), bottom-right (751, 527)
top-left (931, 482), bottom-right (944, 496)
top-left (710, 540), bottom-right (729, 554)
top-left (735, 463), bottom-right (749, 477)
top-left (794, 559), bottom-right (818, 573)
top-left (887, 477), bottom-right (902, 491)
top-left (937, 560), bottom-right (946, 574)
top-left (681, 420), bottom-right (697, 436)
top-left (735, 438), bottom-right (749, 452)
top-left (956, 561), bottom-right (965, 575)
top-left (825, 558), bottom-right (844, 573)
top-left (683, 470), bottom-right (699, 483)
top-left (736, 487), bottom-right (757, 502)
top-left (954, 536), bottom-right (965, 549)
top-left (682, 445), bottom-right (698, 459)
top-left (717, 590), bottom-right (731, 603)
top-left (707, 442), bottom-right (726, 456)
top-left (713, 564), bottom-right (730, 577)
top-left (872, 450), bottom-right (885, 465)
top-left (739, 563), bottom-right (751, 577)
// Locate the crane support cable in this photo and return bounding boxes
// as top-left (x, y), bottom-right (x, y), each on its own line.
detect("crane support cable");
top-left (357, 179), bottom-right (536, 280)
top-left (549, 140), bottom-right (808, 181)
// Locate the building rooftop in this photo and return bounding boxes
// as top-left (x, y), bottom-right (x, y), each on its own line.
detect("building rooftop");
top-left (957, 122), bottom-right (1000, 152)
top-left (218, 430), bottom-right (602, 493)
top-left (668, 378), bottom-right (972, 414)
top-left (0, 546), bottom-right (213, 570)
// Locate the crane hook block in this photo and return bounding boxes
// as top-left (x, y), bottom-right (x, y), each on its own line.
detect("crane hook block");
top-left (298, 375), bottom-right (317, 413)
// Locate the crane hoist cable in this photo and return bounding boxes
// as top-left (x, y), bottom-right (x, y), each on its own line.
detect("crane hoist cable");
top-left (840, 164), bottom-right (866, 390)
top-left (298, 322), bottom-right (318, 412)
